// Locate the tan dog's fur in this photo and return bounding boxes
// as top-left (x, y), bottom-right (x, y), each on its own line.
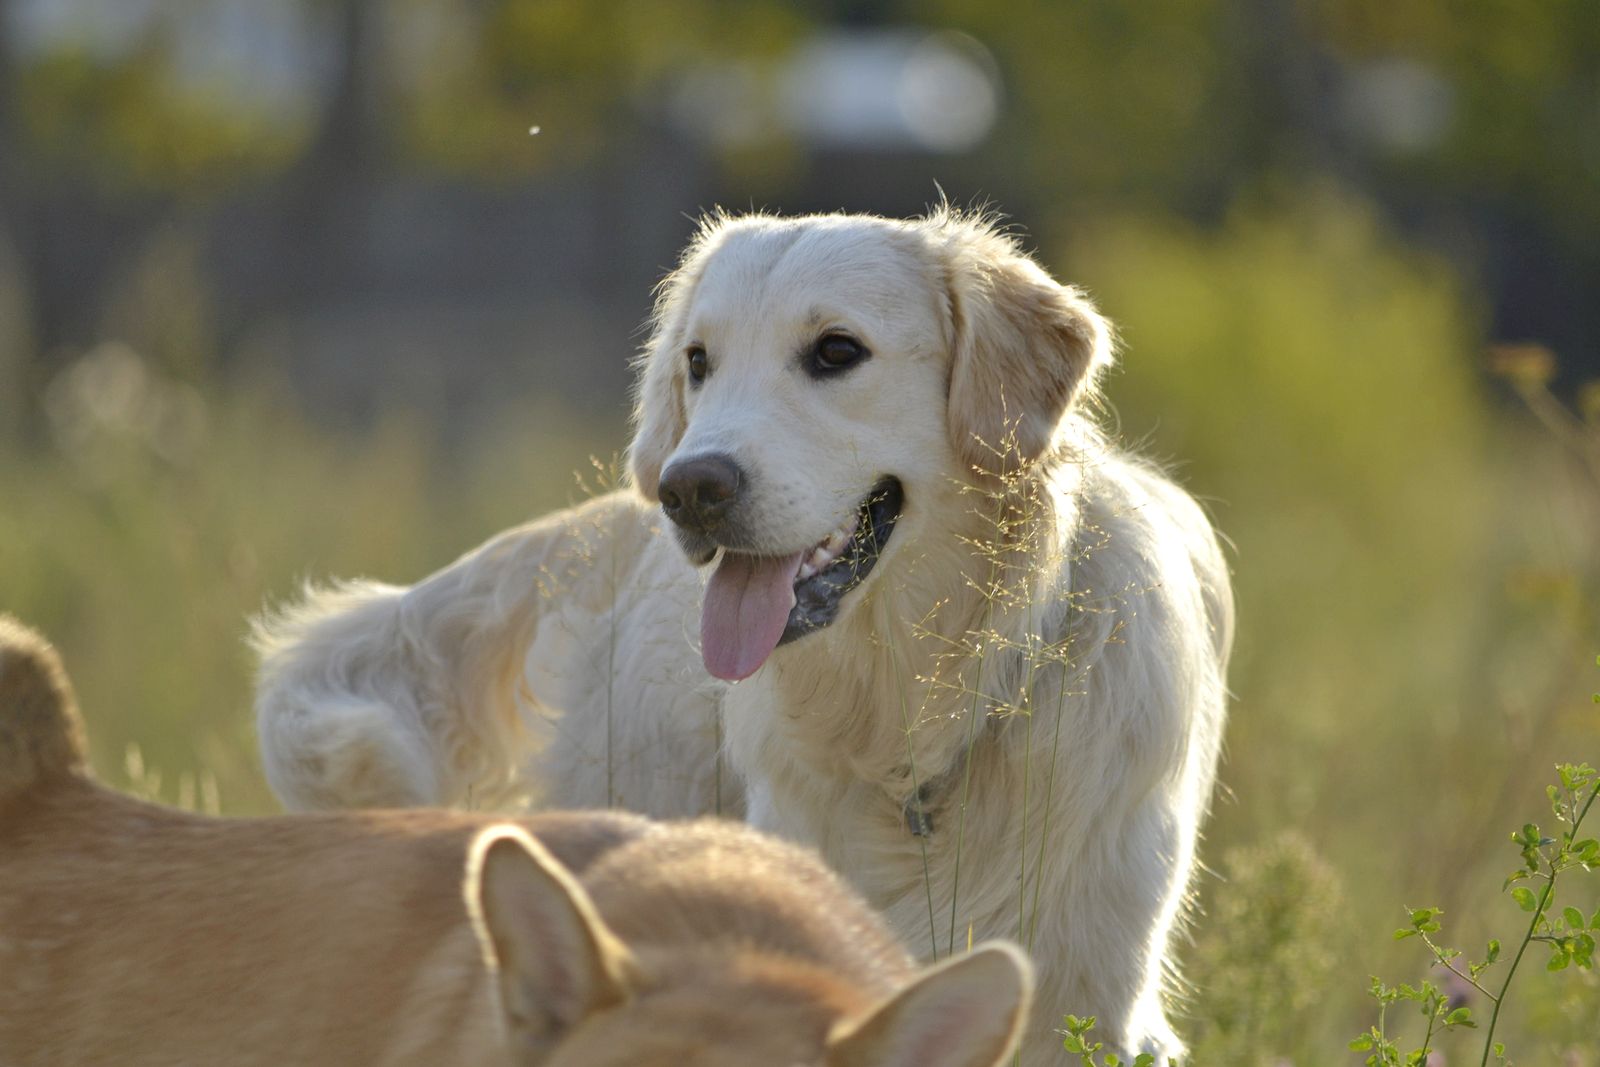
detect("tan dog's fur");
top-left (255, 208), bottom-right (1234, 1061)
top-left (0, 617), bottom-right (1031, 1067)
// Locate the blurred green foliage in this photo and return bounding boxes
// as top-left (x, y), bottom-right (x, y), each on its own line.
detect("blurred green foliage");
top-left (1185, 833), bottom-right (1352, 1064)
top-left (1314, 0), bottom-right (1600, 237)
top-left (15, 43), bottom-right (294, 195)
top-left (402, 0), bottom-right (809, 172)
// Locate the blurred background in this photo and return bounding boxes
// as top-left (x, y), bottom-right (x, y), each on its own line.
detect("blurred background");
top-left (1, 1), bottom-right (1597, 1060)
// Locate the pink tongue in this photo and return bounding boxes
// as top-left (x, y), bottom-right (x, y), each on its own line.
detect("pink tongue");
top-left (701, 550), bottom-right (806, 681)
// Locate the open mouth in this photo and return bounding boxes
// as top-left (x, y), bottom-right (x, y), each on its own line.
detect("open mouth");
top-left (699, 477), bottom-right (903, 682)
top-left (783, 477), bottom-right (903, 643)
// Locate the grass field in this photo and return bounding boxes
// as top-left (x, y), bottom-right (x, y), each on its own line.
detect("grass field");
top-left (3, 197), bottom-right (1596, 1063)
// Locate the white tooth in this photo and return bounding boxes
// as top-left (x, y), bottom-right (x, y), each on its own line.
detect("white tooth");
top-left (798, 513), bottom-right (861, 582)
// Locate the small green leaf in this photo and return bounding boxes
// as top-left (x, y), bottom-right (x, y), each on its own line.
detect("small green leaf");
top-left (1512, 886), bottom-right (1538, 912)
top-left (1564, 906), bottom-right (1585, 929)
top-left (1548, 942), bottom-right (1572, 971)
top-left (1350, 1035), bottom-right (1375, 1051)
top-left (1394, 928), bottom-right (1417, 940)
top-left (1446, 1007), bottom-right (1475, 1026)
top-left (1486, 938), bottom-right (1501, 962)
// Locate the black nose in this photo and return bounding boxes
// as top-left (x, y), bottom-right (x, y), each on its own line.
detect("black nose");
top-left (658, 453), bottom-right (744, 534)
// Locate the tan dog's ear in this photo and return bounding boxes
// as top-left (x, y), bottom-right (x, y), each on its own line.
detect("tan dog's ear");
top-left (627, 218), bottom-right (726, 501)
top-left (941, 221), bottom-right (1113, 479)
top-left (826, 942), bottom-right (1034, 1067)
top-left (467, 827), bottom-right (638, 1054)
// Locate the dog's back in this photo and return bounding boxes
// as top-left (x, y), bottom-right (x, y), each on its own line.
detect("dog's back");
top-left (0, 617), bottom-right (1031, 1067)
top-left (0, 618), bottom-right (528, 1064)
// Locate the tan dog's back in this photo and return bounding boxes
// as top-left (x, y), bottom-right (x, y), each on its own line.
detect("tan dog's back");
top-left (0, 611), bottom-right (648, 1064)
top-left (0, 617), bottom-right (1031, 1066)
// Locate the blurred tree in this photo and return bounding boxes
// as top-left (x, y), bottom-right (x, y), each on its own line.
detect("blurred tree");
top-left (919, 0), bottom-right (1600, 376)
top-left (916, 0), bottom-right (1249, 212)
top-left (1311, 0), bottom-right (1600, 373)
top-left (0, 0), bottom-right (296, 421)
top-left (272, 0), bottom-right (391, 306)
top-left (398, 0), bottom-right (810, 175)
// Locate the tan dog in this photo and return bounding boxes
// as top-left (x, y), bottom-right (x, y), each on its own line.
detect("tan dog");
top-left (0, 616), bottom-right (1031, 1067)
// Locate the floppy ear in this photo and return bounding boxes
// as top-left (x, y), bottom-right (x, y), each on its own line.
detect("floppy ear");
top-left (626, 332), bottom-right (688, 503)
top-left (826, 942), bottom-right (1034, 1067)
top-left (941, 223), bottom-right (1113, 479)
top-left (467, 826), bottom-right (638, 1053)
top-left (626, 220), bottom-right (723, 502)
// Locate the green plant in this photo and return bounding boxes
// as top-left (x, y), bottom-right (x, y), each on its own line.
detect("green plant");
top-left (1059, 1015), bottom-right (1161, 1067)
top-left (1184, 833), bottom-right (1351, 1064)
top-left (1352, 761), bottom-right (1600, 1066)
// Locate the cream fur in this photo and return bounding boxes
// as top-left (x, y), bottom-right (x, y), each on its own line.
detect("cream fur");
top-left (254, 209), bottom-right (1234, 1062)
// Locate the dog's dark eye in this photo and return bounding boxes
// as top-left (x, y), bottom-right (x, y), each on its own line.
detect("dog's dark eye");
top-left (810, 334), bottom-right (869, 376)
top-left (687, 345), bottom-right (708, 385)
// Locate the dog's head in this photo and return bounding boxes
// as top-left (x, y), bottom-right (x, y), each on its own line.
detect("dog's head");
top-left (470, 826), bottom-right (1034, 1067)
top-left (627, 209), bottom-right (1112, 681)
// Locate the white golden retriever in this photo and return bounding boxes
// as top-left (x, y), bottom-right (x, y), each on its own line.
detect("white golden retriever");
top-left (254, 208), bottom-right (1233, 1063)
